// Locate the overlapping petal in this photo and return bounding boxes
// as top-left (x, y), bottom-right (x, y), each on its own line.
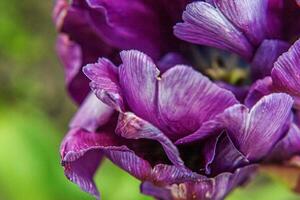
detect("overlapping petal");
top-left (213, 0), bottom-right (281, 45)
top-left (174, 2), bottom-right (253, 60)
top-left (70, 92), bottom-right (114, 131)
top-left (271, 39), bottom-right (300, 108)
top-left (251, 40), bottom-right (289, 80)
top-left (83, 58), bottom-right (125, 111)
top-left (141, 165), bottom-right (257, 200)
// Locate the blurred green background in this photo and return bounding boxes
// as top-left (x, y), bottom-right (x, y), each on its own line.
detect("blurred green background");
top-left (0, 1), bottom-right (299, 200)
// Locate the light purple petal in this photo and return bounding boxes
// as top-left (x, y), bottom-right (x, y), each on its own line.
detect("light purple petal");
top-left (158, 65), bottom-right (238, 139)
top-left (86, 0), bottom-right (188, 60)
top-left (221, 93), bottom-right (293, 161)
top-left (70, 92), bottom-right (114, 132)
top-left (174, 2), bottom-right (253, 60)
top-left (244, 77), bottom-right (273, 108)
top-left (116, 112), bottom-right (184, 167)
top-left (251, 40), bottom-right (289, 80)
top-left (213, 0), bottom-right (282, 45)
top-left (271, 39), bottom-right (300, 108)
top-left (119, 50), bottom-right (159, 122)
top-left (83, 58), bottom-right (125, 111)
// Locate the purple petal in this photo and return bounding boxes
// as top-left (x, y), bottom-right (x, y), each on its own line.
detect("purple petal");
top-left (141, 165), bottom-right (257, 200)
top-left (271, 39), bottom-right (300, 108)
top-left (268, 123), bottom-right (300, 161)
top-left (244, 77), bottom-right (273, 108)
top-left (174, 2), bottom-right (253, 60)
top-left (221, 93), bottom-right (293, 161)
top-left (119, 50), bottom-right (159, 122)
top-left (85, 0), bottom-right (188, 60)
top-left (251, 40), bottom-right (289, 80)
top-left (158, 65), bottom-right (238, 139)
top-left (83, 58), bottom-right (125, 111)
top-left (208, 134), bottom-right (249, 175)
top-left (70, 92), bottom-right (114, 132)
top-left (61, 128), bottom-right (152, 198)
top-left (53, 0), bottom-right (119, 104)
top-left (116, 112), bottom-right (184, 167)
top-left (213, 0), bottom-right (282, 45)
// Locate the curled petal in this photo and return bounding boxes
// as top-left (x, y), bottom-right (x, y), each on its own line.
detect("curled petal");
top-left (61, 128), bottom-right (152, 198)
top-left (70, 92), bottom-right (114, 132)
top-left (116, 112), bottom-right (184, 167)
top-left (83, 58), bottom-right (125, 111)
top-left (272, 39), bottom-right (300, 108)
top-left (174, 2), bottom-right (253, 60)
top-left (141, 165), bottom-right (257, 200)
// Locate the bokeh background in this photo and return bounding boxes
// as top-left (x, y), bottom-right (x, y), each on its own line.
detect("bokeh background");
top-left (0, 1), bottom-right (299, 200)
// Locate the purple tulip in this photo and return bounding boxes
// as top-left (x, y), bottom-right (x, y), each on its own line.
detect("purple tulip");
top-left (55, 0), bottom-right (300, 199)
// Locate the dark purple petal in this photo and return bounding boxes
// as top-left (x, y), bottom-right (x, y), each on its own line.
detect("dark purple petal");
top-left (271, 39), bottom-right (300, 108)
top-left (213, 0), bottom-right (282, 45)
top-left (217, 82), bottom-right (249, 103)
top-left (208, 134), bottom-right (249, 175)
top-left (53, 0), bottom-right (119, 104)
top-left (141, 165), bottom-right (257, 200)
top-left (244, 77), bottom-right (273, 108)
top-left (221, 93), bottom-right (293, 161)
top-left (83, 58), bottom-right (125, 111)
top-left (158, 65), bottom-right (238, 139)
top-left (70, 92), bottom-right (114, 132)
top-left (61, 128), bottom-right (153, 198)
top-left (251, 40), bottom-right (289, 80)
top-left (268, 123), bottom-right (300, 161)
top-left (174, 2), bottom-right (253, 60)
top-left (116, 112), bottom-right (184, 167)
top-left (85, 0), bottom-right (188, 60)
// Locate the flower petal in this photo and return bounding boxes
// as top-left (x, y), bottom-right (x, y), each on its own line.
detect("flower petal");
top-left (61, 128), bottom-right (152, 198)
top-left (116, 112), bottom-right (184, 167)
top-left (271, 39), bottom-right (300, 108)
top-left (174, 2), bottom-right (253, 60)
top-left (119, 50), bottom-right (159, 122)
top-left (268, 123), bottom-right (300, 161)
top-left (83, 58), bottom-right (125, 111)
top-left (251, 40), bottom-right (289, 80)
top-left (244, 77), bottom-right (273, 108)
top-left (213, 0), bottom-right (282, 45)
top-left (141, 165), bottom-right (257, 200)
top-left (221, 93), bottom-right (293, 161)
top-left (208, 134), bottom-right (249, 175)
top-left (158, 65), bottom-right (238, 139)
top-left (70, 92), bottom-right (114, 132)
top-left (86, 0), bottom-right (187, 60)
